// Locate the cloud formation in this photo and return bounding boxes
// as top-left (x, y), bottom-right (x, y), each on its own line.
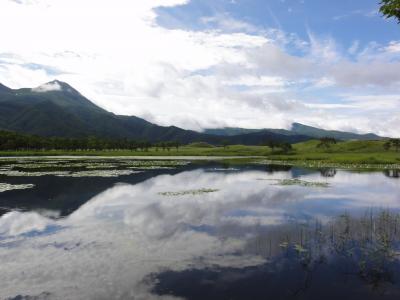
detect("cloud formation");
top-left (32, 81), bottom-right (62, 92)
top-left (0, 0), bottom-right (399, 135)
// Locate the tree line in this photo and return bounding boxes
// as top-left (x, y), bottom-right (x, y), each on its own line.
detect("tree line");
top-left (0, 130), bottom-right (181, 151)
top-left (384, 139), bottom-right (400, 152)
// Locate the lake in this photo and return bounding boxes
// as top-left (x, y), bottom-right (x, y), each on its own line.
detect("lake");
top-left (0, 158), bottom-right (400, 300)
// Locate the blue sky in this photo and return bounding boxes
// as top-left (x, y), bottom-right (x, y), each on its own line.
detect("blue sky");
top-left (0, 0), bottom-right (399, 135)
top-left (158, 0), bottom-right (396, 45)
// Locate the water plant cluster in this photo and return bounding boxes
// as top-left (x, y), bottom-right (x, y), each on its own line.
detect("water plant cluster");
top-left (0, 158), bottom-right (190, 178)
top-left (158, 188), bottom-right (219, 196)
top-left (273, 178), bottom-right (329, 188)
top-left (0, 183), bottom-right (35, 193)
top-left (254, 159), bottom-right (400, 171)
top-left (246, 210), bottom-right (400, 289)
top-left (57, 170), bottom-right (141, 178)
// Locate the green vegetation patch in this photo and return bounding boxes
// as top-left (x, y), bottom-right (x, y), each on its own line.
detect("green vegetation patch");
top-left (123, 160), bottom-right (190, 169)
top-left (56, 170), bottom-right (141, 178)
top-left (0, 183), bottom-right (35, 192)
top-left (187, 142), bottom-right (215, 148)
top-left (273, 178), bottom-right (329, 188)
top-left (0, 158), bottom-right (191, 176)
top-left (254, 159), bottom-right (400, 170)
top-left (158, 188), bottom-right (219, 196)
top-left (0, 170), bottom-right (70, 177)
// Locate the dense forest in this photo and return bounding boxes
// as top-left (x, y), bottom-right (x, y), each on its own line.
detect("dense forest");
top-left (0, 130), bottom-right (180, 151)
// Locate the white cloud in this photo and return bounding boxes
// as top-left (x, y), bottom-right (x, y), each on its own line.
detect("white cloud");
top-left (0, 0), bottom-right (399, 136)
top-left (200, 13), bottom-right (259, 33)
top-left (385, 41), bottom-right (400, 53)
top-left (0, 211), bottom-right (54, 236)
top-left (32, 81), bottom-right (62, 92)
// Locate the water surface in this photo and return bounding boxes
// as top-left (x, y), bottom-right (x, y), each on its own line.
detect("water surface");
top-left (0, 158), bottom-right (400, 299)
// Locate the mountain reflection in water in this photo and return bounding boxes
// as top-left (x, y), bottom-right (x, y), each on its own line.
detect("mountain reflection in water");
top-left (0, 162), bottom-right (400, 299)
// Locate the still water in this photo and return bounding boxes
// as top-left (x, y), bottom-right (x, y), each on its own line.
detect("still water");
top-left (0, 158), bottom-right (400, 300)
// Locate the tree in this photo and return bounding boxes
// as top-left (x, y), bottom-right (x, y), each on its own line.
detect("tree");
top-left (383, 139), bottom-right (400, 152)
top-left (279, 142), bottom-right (292, 154)
top-left (317, 137), bottom-right (337, 149)
top-left (174, 141), bottom-right (180, 151)
top-left (221, 139), bottom-right (230, 149)
top-left (390, 138), bottom-right (400, 152)
top-left (383, 141), bottom-right (392, 151)
top-left (265, 140), bottom-right (279, 152)
top-left (380, 0), bottom-right (400, 23)
top-left (0, 130), bottom-right (191, 153)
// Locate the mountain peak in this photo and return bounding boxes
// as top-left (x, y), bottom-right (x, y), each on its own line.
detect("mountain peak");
top-left (291, 122), bottom-right (306, 129)
top-left (47, 79), bottom-right (72, 88)
top-left (32, 80), bottom-right (80, 95)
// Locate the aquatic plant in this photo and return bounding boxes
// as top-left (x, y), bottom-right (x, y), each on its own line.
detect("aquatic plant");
top-left (246, 209), bottom-right (400, 291)
top-left (0, 183), bottom-right (35, 192)
top-left (56, 170), bottom-right (141, 178)
top-left (0, 170), bottom-right (70, 177)
top-left (158, 188), bottom-right (219, 196)
top-left (0, 158), bottom-right (191, 178)
top-left (253, 159), bottom-right (400, 171)
top-left (272, 178), bottom-right (329, 188)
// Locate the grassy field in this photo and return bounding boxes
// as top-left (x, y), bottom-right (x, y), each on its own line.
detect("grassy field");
top-left (259, 140), bottom-right (400, 169)
top-left (0, 144), bottom-right (269, 157)
top-left (0, 140), bottom-right (399, 168)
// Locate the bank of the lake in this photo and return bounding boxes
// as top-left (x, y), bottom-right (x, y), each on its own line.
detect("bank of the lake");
top-left (0, 140), bottom-right (399, 170)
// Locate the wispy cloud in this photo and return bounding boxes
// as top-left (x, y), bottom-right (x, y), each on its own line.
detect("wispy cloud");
top-left (333, 9), bottom-right (378, 21)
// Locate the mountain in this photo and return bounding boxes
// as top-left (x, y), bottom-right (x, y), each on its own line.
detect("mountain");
top-left (203, 123), bottom-right (384, 141)
top-left (203, 128), bottom-right (263, 136)
top-left (0, 81), bottom-right (311, 145)
top-left (0, 80), bottom-right (196, 141)
top-left (0, 81), bottom-right (383, 144)
top-left (0, 83), bottom-right (11, 93)
top-left (291, 123), bottom-right (383, 141)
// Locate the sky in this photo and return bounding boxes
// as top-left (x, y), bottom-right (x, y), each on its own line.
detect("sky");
top-left (0, 0), bottom-right (399, 136)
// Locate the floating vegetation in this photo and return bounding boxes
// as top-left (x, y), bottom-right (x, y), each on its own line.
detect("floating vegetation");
top-left (209, 168), bottom-right (240, 171)
top-left (85, 163), bottom-right (118, 169)
top-left (127, 166), bottom-right (175, 170)
top-left (0, 183), bottom-right (35, 192)
top-left (0, 170), bottom-right (70, 177)
top-left (256, 178), bottom-right (329, 187)
top-left (0, 158), bottom-right (190, 178)
top-left (0, 159), bottom-right (190, 174)
top-left (56, 170), bottom-right (141, 178)
top-left (253, 159), bottom-right (400, 171)
top-left (158, 188), bottom-right (219, 196)
top-left (273, 179), bottom-right (329, 187)
top-left (123, 160), bottom-right (190, 169)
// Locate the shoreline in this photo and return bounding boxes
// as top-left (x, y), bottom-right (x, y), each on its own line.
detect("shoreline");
top-left (0, 154), bottom-right (399, 170)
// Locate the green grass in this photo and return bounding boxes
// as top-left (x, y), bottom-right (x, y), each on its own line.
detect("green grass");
top-left (270, 140), bottom-right (400, 165)
top-left (0, 140), bottom-right (399, 169)
top-left (0, 145), bottom-right (268, 157)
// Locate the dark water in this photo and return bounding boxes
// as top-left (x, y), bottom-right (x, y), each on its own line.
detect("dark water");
top-left (0, 159), bottom-right (400, 300)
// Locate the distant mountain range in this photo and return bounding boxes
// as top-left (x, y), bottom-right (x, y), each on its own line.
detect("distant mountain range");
top-left (204, 123), bottom-right (383, 141)
top-left (0, 80), bottom-right (383, 144)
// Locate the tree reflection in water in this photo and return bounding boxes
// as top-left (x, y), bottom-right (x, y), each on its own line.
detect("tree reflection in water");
top-left (385, 170), bottom-right (400, 178)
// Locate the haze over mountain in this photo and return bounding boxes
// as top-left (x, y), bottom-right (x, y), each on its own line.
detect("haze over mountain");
top-left (0, 80), bottom-right (314, 144)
